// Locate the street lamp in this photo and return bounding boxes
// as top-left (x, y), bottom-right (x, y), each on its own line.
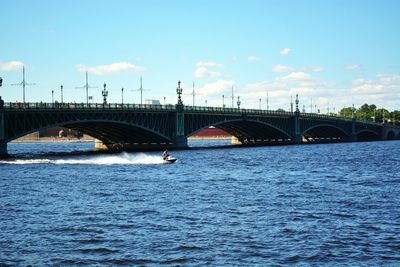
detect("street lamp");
top-left (382, 110), bottom-right (385, 124)
top-left (259, 98), bottom-right (261, 110)
top-left (290, 95), bottom-right (293, 112)
top-left (327, 101), bottom-right (330, 115)
top-left (121, 87), bottom-right (124, 104)
top-left (237, 96), bottom-right (241, 109)
top-left (373, 109), bottom-right (376, 122)
top-left (102, 83), bottom-right (108, 104)
top-left (222, 94), bottom-right (225, 108)
top-left (51, 90), bottom-right (54, 104)
top-left (176, 80), bottom-right (183, 105)
top-left (60, 85), bottom-right (63, 104)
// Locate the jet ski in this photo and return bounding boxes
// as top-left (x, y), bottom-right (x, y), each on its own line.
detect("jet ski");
top-left (163, 156), bottom-right (177, 164)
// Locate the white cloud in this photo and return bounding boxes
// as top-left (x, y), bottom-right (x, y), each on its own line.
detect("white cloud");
top-left (312, 66), bottom-right (325, 73)
top-left (0, 60), bottom-right (24, 71)
top-left (196, 61), bottom-right (223, 68)
top-left (352, 83), bottom-right (384, 94)
top-left (241, 69), bottom-right (341, 110)
top-left (280, 48), bottom-right (291, 55)
top-left (194, 60), bottom-right (224, 78)
top-left (351, 74), bottom-right (400, 95)
top-left (345, 64), bottom-right (361, 71)
top-left (352, 78), bottom-right (366, 85)
top-left (278, 71), bottom-right (313, 82)
top-left (76, 62), bottom-right (145, 75)
top-left (197, 80), bottom-right (235, 96)
top-left (194, 67), bottom-right (222, 78)
top-left (378, 73), bottom-right (400, 85)
top-left (272, 64), bottom-right (293, 73)
top-left (247, 55), bottom-right (260, 62)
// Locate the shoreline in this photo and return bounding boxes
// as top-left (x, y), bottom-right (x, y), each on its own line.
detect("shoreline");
top-left (11, 136), bottom-right (232, 143)
top-left (11, 137), bottom-right (95, 143)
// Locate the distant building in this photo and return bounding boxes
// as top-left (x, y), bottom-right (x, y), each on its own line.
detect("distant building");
top-left (145, 99), bottom-right (161, 105)
top-left (190, 127), bottom-right (231, 140)
top-left (39, 127), bottom-right (83, 138)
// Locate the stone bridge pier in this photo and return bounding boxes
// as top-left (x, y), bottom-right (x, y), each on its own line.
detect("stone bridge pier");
top-left (0, 141), bottom-right (7, 159)
top-left (0, 97), bottom-right (7, 158)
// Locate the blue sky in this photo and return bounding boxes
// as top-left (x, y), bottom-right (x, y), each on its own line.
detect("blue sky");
top-left (1, 0), bottom-right (399, 111)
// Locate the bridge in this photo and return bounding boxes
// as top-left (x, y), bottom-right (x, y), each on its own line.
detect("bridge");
top-left (0, 96), bottom-right (399, 158)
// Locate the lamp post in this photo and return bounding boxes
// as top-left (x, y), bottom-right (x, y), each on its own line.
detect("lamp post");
top-left (259, 98), bottom-right (261, 110)
top-left (176, 80), bottom-right (183, 105)
top-left (231, 86), bottom-right (234, 108)
top-left (327, 101), bottom-right (330, 115)
top-left (121, 87), bottom-right (124, 104)
top-left (102, 83), bottom-right (108, 105)
top-left (222, 94), bottom-right (225, 108)
top-left (295, 94), bottom-right (299, 112)
top-left (164, 96), bottom-right (166, 105)
top-left (60, 85), bottom-right (63, 104)
top-left (373, 109), bottom-right (376, 122)
top-left (237, 96), bottom-right (241, 109)
top-left (51, 90), bottom-right (54, 104)
top-left (290, 95), bottom-right (293, 112)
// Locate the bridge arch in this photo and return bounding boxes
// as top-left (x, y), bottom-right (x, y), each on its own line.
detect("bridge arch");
top-left (6, 119), bottom-right (172, 145)
top-left (302, 124), bottom-right (350, 142)
top-left (188, 119), bottom-right (291, 143)
top-left (356, 130), bottom-right (380, 141)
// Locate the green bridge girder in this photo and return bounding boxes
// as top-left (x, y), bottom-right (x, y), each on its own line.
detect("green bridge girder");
top-left (0, 101), bottom-right (399, 157)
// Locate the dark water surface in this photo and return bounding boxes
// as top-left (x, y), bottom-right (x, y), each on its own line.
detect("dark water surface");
top-left (1, 141), bottom-right (399, 266)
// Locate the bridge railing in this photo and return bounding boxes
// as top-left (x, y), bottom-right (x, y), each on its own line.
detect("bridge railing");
top-left (3, 102), bottom-right (383, 126)
top-left (3, 102), bottom-right (177, 111)
top-left (300, 111), bottom-right (382, 125)
top-left (184, 105), bottom-right (294, 116)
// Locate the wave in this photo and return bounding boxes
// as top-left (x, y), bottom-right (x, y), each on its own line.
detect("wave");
top-left (0, 152), bottom-right (165, 165)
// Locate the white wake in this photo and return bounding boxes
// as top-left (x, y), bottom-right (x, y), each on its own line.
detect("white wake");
top-left (0, 153), bottom-right (165, 165)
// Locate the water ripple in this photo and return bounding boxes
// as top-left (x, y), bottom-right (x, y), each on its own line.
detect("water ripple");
top-left (1, 141), bottom-right (400, 266)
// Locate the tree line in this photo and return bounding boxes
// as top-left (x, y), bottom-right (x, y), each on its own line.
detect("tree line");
top-left (276, 103), bottom-right (399, 126)
top-left (338, 104), bottom-right (399, 126)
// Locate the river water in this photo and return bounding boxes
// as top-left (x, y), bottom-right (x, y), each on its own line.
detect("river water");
top-left (0, 140), bottom-right (399, 266)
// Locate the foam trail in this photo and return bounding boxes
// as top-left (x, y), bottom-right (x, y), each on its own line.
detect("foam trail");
top-left (0, 153), bottom-right (164, 165)
top-left (0, 159), bottom-right (52, 165)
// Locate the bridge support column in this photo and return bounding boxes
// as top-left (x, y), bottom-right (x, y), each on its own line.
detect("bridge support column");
top-left (231, 136), bottom-right (242, 145)
top-left (173, 106), bottom-right (188, 149)
top-left (0, 141), bottom-right (7, 159)
top-left (350, 119), bottom-right (357, 141)
top-left (292, 110), bottom-right (302, 144)
top-left (0, 97), bottom-right (8, 158)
